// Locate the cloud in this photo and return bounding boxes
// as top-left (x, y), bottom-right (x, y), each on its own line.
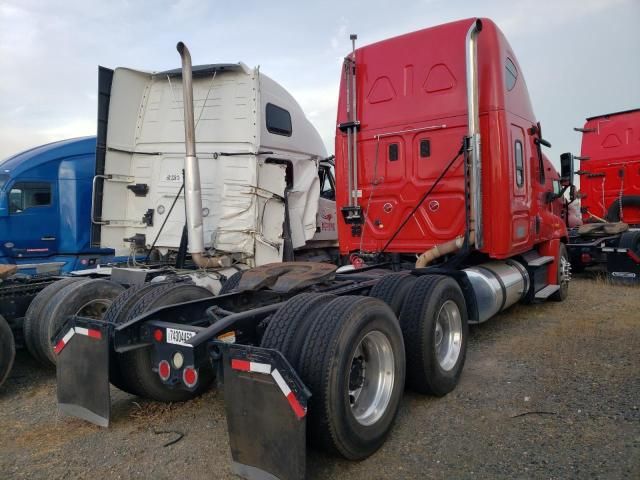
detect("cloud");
top-left (290, 84), bottom-right (340, 151)
top-left (0, 0), bottom-right (638, 164)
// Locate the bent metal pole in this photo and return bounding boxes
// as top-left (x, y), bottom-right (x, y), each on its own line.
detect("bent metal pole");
top-left (176, 42), bottom-right (229, 268)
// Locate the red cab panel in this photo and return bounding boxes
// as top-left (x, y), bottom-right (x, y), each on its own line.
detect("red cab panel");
top-left (335, 18), bottom-right (567, 259)
top-left (578, 109), bottom-right (640, 225)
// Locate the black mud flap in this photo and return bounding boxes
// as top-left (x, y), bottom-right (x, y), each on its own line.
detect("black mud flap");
top-left (222, 344), bottom-right (311, 480)
top-left (55, 317), bottom-right (111, 427)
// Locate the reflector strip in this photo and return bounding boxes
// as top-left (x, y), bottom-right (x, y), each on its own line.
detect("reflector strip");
top-left (231, 359), bottom-right (251, 372)
top-left (75, 327), bottom-right (102, 340)
top-left (250, 362), bottom-right (271, 374)
top-left (54, 328), bottom-right (75, 354)
top-left (87, 329), bottom-right (102, 339)
top-left (54, 326), bottom-right (102, 355)
top-left (271, 368), bottom-right (291, 396)
top-left (286, 392), bottom-right (306, 419)
top-left (230, 358), bottom-right (306, 418)
top-left (627, 249), bottom-right (640, 264)
top-left (272, 368), bottom-right (306, 419)
top-left (231, 359), bottom-right (271, 374)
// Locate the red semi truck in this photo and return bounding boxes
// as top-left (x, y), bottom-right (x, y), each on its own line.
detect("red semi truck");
top-left (51, 18), bottom-right (573, 480)
top-left (567, 108), bottom-right (640, 281)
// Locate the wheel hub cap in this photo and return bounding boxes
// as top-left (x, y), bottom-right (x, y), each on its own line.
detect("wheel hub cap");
top-left (435, 300), bottom-right (462, 372)
top-left (348, 330), bottom-right (395, 426)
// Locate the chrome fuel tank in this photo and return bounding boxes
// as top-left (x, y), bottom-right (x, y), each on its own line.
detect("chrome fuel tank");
top-left (464, 260), bottom-right (529, 323)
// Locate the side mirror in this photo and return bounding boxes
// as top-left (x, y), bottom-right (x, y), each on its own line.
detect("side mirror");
top-left (560, 152), bottom-right (574, 186)
top-left (0, 191), bottom-right (8, 217)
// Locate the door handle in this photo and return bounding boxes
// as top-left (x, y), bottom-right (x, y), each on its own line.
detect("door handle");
top-left (41, 236), bottom-right (56, 241)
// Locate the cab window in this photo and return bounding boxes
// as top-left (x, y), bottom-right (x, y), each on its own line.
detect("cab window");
top-left (266, 103), bottom-right (292, 136)
top-left (514, 140), bottom-right (524, 187)
top-left (9, 182), bottom-right (51, 213)
top-left (319, 166), bottom-right (335, 200)
top-left (505, 58), bottom-right (518, 91)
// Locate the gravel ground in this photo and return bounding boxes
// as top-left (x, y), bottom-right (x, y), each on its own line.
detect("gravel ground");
top-left (0, 277), bottom-right (638, 479)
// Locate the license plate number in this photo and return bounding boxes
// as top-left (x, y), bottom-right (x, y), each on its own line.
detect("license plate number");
top-left (166, 328), bottom-right (196, 346)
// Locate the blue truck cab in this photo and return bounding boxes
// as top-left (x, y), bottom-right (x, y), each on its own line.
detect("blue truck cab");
top-left (0, 137), bottom-right (115, 275)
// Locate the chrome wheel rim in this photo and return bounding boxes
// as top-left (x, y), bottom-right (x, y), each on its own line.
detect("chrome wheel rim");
top-left (348, 330), bottom-right (395, 426)
top-left (434, 300), bottom-right (462, 371)
top-left (76, 299), bottom-right (112, 319)
top-left (560, 256), bottom-right (572, 285)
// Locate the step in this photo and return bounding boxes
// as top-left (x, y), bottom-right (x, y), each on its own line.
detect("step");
top-left (535, 284), bottom-right (560, 299)
top-left (527, 255), bottom-right (554, 267)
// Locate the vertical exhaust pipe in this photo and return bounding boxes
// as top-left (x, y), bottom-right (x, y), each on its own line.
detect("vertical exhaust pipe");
top-left (414, 19), bottom-right (483, 268)
top-left (176, 42), bottom-right (230, 268)
top-left (466, 19), bottom-right (483, 249)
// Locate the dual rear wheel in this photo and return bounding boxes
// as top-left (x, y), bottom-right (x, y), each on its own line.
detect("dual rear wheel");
top-left (24, 278), bottom-right (124, 366)
top-left (260, 272), bottom-right (468, 460)
top-left (115, 283), bottom-right (215, 401)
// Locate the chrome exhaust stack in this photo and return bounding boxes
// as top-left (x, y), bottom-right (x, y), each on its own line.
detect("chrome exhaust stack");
top-left (176, 42), bottom-right (230, 268)
top-left (465, 19), bottom-right (483, 249)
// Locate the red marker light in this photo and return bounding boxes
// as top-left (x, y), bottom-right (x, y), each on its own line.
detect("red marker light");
top-left (158, 360), bottom-right (171, 381)
top-left (153, 329), bottom-right (164, 342)
top-left (581, 253), bottom-right (592, 264)
top-left (183, 366), bottom-right (198, 388)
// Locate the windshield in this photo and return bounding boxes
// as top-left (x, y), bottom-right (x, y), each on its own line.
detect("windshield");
top-left (0, 174), bottom-right (8, 191)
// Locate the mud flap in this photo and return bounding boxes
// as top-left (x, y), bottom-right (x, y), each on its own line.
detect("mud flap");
top-left (222, 344), bottom-right (310, 480)
top-left (55, 317), bottom-right (111, 427)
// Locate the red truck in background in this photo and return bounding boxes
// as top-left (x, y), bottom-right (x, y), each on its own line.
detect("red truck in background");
top-left (578, 109), bottom-right (640, 224)
top-left (567, 109), bottom-right (640, 282)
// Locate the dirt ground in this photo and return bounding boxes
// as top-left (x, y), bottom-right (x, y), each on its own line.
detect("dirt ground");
top-left (1, 277), bottom-right (638, 479)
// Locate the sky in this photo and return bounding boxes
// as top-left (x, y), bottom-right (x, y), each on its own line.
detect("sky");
top-left (1, 0), bottom-right (639, 166)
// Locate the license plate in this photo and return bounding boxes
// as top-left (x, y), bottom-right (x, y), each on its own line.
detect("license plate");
top-left (166, 328), bottom-right (196, 346)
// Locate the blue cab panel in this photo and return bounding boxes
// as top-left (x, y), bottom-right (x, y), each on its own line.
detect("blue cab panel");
top-left (0, 137), bottom-right (115, 273)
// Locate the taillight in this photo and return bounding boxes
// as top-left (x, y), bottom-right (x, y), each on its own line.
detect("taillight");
top-left (183, 366), bottom-right (198, 388)
top-left (581, 253), bottom-right (592, 264)
top-left (172, 351), bottom-right (184, 369)
top-left (158, 360), bottom-right (171, 381)
top-left (153, 329), bottom-right (164, 342)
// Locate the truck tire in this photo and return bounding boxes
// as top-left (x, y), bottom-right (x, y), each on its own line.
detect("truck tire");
top-left (23, 277), bottom-right (87, 363)
top-left (219, 271), bottom-right (243, 294)
top-left (102, 283), bottom-right (166, 395)
top-left (605, 195), bottom-right (640, 222)
top-left (369, 272), bottom-right (417, 317)
top-left (399, 274), bottom-right (468, 396)
top-left (260, 293), bottom-right (334, 369)
top-left (0, 314), bottom-right (15, 388)
top-left (551, 243), bottom-right (570, 302)
top-left (299, 296), bottom-right (406, 460)
top-left (118, 284), bottom-right (215, 402)
top-left (36, 279), bottom-right (125, 366)
top-left (618, 230), bottom-right (640, 255)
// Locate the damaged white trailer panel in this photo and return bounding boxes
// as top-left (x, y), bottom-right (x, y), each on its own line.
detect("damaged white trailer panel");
top-left (97, 62), bottom-right (332, 266)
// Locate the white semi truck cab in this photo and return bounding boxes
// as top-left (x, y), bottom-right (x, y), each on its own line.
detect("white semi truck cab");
top-left (94, 62), bottom-right (336, 268)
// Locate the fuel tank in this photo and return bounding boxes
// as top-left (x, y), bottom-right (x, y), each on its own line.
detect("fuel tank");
top-left (464, 260), bottom-right (529, 323)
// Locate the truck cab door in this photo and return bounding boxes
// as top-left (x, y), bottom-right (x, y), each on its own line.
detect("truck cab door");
top-left (6, 181), bottom-right (58, 259)
top-left (510, 124), bottom-right (533, 249)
